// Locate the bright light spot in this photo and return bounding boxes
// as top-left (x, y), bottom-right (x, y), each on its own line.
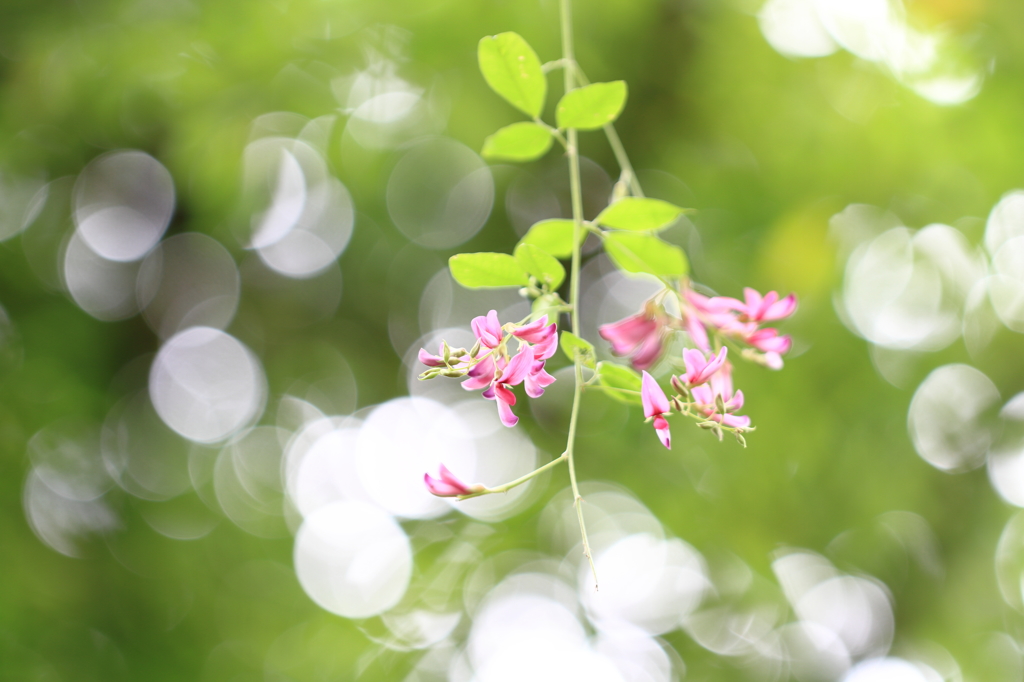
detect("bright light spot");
top-left (291, 424), bottom-right (373, 517)
top-left (778, 621), bottom-right (851, 682)
top-left (990, 237), bottom-right (1024, 332)
top-left (908, 72), bottom-right (982, 106)
top-left (988, 447), bottom-right (1024, 507)
top-left (795, 576), bottom-right (894, 658)
top-left (758, 0), bottom-right (838, 58)
top-left (985, 190), bottom-right (1024, 256)
top-left (137, 233), bottom-right (241, 339)
top-left (150, 326), bottom-right (266, 443)
top-left (758, 0), bottom-right (985, 106)
top-left (467, 573), bottom-right (627, 682)
top-left (386, 137), bottom-right (494, 249)
top-left (908, 364), bottom-right (999, 472)
top-left (74, 150), bottom-right (174, 262)
top-left (841, 657), bottom-right (936, 682)
top-left (582, 533), bottom-right (708, 635)
top-left (593, 625), bottom-right (675, 682)
top-left (815, 0), bottom-right (897, 62)
top-left (63, 232), bottom-right (141, 321)
top-left (841, 226), bottom-right (982, 351)
top-left (294, 500), bottom-right (412, 618)
top-left (356, 397), bottom-right (476, 519)
top-left (244, 139), bottom-right (355, 278)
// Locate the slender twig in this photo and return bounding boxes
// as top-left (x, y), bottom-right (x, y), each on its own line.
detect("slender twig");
top-left (458, 454), bottom-right (567, 500)
top-left (560, 0), bottom-right (598, 590)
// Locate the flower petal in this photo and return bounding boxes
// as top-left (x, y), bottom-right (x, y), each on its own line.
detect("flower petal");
top-left (653, 415), bottom-right (671, 449)
top-left (641, 371), bottom-right (670, 418)
top-left (500, 345), bottom-right (534, 386)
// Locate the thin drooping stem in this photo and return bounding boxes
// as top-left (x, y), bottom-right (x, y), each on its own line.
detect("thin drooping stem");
top-left (560, 0), bottom-right (598, 589)
top-left (458, 453), bottom-right (567, 500)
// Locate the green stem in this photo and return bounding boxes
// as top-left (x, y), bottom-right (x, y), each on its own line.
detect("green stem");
top-left (458, 454), bottom-right (567, 500)
top-left (560, 0), bottom-right (598, 590)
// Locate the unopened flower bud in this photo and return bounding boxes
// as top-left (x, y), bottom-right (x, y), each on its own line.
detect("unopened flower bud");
top-left (442, 341), bottom-right (452, 363)
top-left (714, 425), bottom-right (723, 441)
top-left (734, 431), bottom-right (747, 448)
top-left (612, 177), bottom-right (629, 201)
top-left (715, 394), bottom-right (726, 414)
top-left (698, 421), bottom-right (717, 430)
top-left (441, 368), bottom-right (465, 378)
top-left (469, 340), bottom-right (482, 358)
top-left (419, 368), bottom-right (442, 380)
top-left (670, 375), bottom-right (685, 394)
top-left (670, 396), bottom-right (685, 413)
top-left (450, 347), bottom-right (468, 358)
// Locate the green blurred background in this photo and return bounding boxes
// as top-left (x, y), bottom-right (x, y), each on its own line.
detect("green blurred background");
top-left (2, 0), bottom-right (1024, 680)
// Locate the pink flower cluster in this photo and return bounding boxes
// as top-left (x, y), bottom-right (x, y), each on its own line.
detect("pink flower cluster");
top-left (419, 311), bottom-right (557, 428)
top-left (604, 286), bottom-right (796, 449)
top-left (684, 287), bottom-right (796, 369)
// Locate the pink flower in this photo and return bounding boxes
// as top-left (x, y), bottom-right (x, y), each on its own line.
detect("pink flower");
top-left (424, 464), bottom-right (482, 497)
top-left (599, 305), bottom-right (666, 371)
top-left (449, 313), bottom-right (560, 427)
top-left (746, 328), bottom-right (792, 355)
top-left (683, 290), bottom-right (757, 339)
top-left (641, 371), bottom-right (672, 449)
top-left (681, 347), bottom-right (728, 387)
top-left (471, 310), bottom-right (504, 349)
top-left (721, 288), bottom-right (797, 323)
top-left (462, 344), bottom-right (536, 427)
top-left (691, 362), bottom-right (750, 429)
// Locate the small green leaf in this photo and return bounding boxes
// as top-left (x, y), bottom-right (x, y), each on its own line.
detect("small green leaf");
top-left (449, 252), bottom-right (529, 288)
top-left (519, 219), bottom-right (585, 259)
top-left (531, 292), bottom-right (563, 324)
top-left (560, 331), bottom-right (596, 369)
top-left (595, 197), bottom-right (687, 232)
top-left (514, 243), bottom-right (566, 289)
top-left (597, 362), bottom-right (642, 405)
top-left (604, 232), bottom-right (688, 278)
top-left (478, 33), bottom-right (546, 117)
top-left (482, 122), bottom-right (554, 162)
top-left (555, 81), bottom-right (627, 131)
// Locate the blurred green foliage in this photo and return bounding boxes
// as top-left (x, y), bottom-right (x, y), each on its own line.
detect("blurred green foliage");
top-left (2, 0), bottom-right (1024, 680)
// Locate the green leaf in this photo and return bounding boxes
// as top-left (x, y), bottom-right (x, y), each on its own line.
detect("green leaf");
top-left (560, 331), bottom-right (596, 369)
top-left (604, 232), bottom-right (689, 278)
top-left (514, 243), bottom-right (565, 289)
top-left (555, 81), bottom-right (628, 131)
top-left (519, 219), bottom-right (585, 259)
top-left (449, 252), bottom-right (529, 288)
top-left (595, 197), bottom-right (687, 232)
top-left (482, 122), bottom-right (554, 162)
top-left (597, 362), bottom-right (642, 405)
top-left (478, 33), bottom-right (546, 117)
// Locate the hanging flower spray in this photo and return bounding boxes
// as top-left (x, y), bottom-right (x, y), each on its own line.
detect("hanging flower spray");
top-left (418, 0), bottom-right (796, 586)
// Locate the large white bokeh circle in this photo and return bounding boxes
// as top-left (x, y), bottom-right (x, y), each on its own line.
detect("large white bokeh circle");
top-left (294, 500), bottom-right (412, 618)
